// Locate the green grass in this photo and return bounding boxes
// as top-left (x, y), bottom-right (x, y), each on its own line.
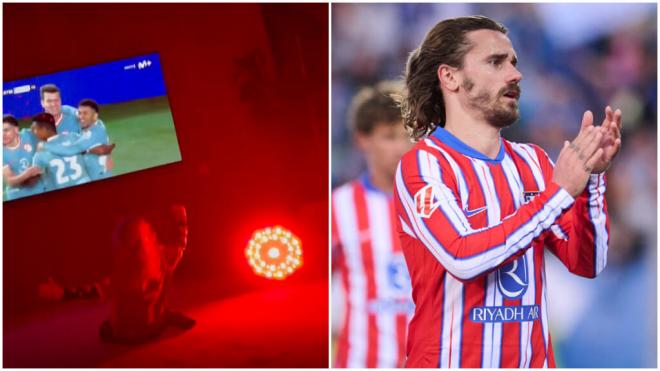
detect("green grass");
top-left (100, 96), bottom-right (181, 176)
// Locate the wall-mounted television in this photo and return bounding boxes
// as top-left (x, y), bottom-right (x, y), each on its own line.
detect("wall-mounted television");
top-left (3, 52), bottom-right (181, 201)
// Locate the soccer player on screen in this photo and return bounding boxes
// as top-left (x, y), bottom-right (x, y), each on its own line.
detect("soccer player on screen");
top-left (31, 113), bottom-right (91, 189)
top-left (40, 84), bottom-right (80, 135)
top-left (332, 81), bottom-right (415, 368)
top-left (44, 99), bottom-right (114, 180)
top-left (3, 114), bottom-right (46, 200)
top-left (394, 16), bottom-right (621, 367)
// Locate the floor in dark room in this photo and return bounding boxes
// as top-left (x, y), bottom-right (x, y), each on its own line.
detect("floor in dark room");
top-left (4, 280), bottom-right (328, 367)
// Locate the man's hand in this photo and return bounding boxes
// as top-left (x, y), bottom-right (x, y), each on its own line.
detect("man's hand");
top-left (552, 122), bottom-right (604, 197)
top-left (88, 143), bottom-right (116, 155)
top-left (4, 166), bottom-right (42, 187)
top-left (20, 167), bottom-right (42, 187)
top-left (23, 166), bottom-right (42, 178)
top-left (595, 106), bottom-right (622, 173)
top-left (577, 107), bottom-right (622, 173)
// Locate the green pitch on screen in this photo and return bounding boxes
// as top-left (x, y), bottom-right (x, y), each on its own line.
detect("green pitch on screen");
top-left (3, 96), bottom-right (181, 201)
top-left (102, 96), bottom-right (181, 177)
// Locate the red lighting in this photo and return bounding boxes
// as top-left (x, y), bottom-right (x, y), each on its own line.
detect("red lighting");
top-left (245, 226), bottom-right (303, 279)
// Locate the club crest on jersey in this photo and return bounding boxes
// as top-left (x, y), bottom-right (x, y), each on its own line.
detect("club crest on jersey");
top-left (23, 143), bottom-right (32, 152)
top-left (523, 191), bottom-right (540, 204)
top-left (496, 255), bottom-right (529, 300)
top-left (414, 184), bottom-right (440, 218)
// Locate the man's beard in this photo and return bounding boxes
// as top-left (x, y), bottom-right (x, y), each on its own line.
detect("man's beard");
top-left (462, 78), bottom-right (520, 128)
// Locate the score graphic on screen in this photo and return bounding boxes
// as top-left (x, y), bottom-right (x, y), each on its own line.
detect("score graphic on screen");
top-left (2, 53), bottom-right (181, 201)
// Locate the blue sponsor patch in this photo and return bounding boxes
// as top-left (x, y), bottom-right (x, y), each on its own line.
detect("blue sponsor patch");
top-left (368, 298), bottom-right (415, 314)
top-left (497, 255), bottom-right (529, 299)
top-left (469, 305), bottom-right (540, 323)
top-left (387, 255), bottom-right (412, 292)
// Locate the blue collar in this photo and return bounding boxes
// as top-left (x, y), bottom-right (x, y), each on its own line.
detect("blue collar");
top-left (431, 127), bottom-right (504, 163)
top-left (359, 173), bottom-right (392, 197)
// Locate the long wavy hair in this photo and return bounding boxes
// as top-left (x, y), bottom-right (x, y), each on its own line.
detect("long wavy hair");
top-left (400, 16), bottom-right (507, 141)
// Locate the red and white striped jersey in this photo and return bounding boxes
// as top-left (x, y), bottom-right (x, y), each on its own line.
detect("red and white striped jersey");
top-left (394, 127), bottom-right (609, 368)
top-left (332, 175), bottom-right (415, 368)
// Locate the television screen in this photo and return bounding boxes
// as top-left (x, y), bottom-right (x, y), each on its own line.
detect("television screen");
top-left (3, 52), bottom-right (181, 201)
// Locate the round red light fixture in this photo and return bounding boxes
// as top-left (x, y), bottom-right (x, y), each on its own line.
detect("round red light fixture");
top-left (245, 226), bottom-right (302, 279)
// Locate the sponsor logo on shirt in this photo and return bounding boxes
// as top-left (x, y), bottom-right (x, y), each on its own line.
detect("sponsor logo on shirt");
top-left (464, 205), bottom-right (487, 218)
top-left (497, 255), bottom-right (529, 299)
top-left (469, 304), bottom-right (540, 323)
top-left (387, 254), bottom-right (412, 292)
top-left (368, 298), bottom-right (415, 314)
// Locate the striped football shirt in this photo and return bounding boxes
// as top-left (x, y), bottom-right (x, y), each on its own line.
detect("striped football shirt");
top-left (333, 175), bottom-right (415, 368)
top-left (394, 127), bottom-right (609, 368)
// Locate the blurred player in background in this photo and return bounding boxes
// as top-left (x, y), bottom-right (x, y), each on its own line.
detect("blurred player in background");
top-left (332, 81), bottom-right (414, 368)
top-left (31, 113), bottom-right (91, 189)
top-left (3, 114), bottom-right (46, 200)
top-left (40, 84), bottom-right (80, 135)
top-left (394, 16), bottom-right (621, 367)
top-left (44, 99), bottom-right (114, 180)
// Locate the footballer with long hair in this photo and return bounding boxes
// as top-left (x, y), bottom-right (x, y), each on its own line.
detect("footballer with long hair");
top-left (394, 16), bottom-right (621, 368)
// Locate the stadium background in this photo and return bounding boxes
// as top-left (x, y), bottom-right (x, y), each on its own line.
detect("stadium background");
top-left (4, 3), bottom-right (327, 367)
top-left (332, 3), bottom-right (656, 367)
